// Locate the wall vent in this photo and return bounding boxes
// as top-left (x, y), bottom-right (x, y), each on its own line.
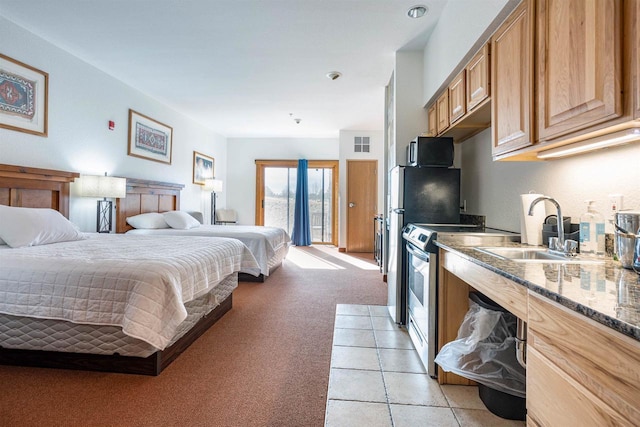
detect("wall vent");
top-left (354, 136), bottom-right (370, 153)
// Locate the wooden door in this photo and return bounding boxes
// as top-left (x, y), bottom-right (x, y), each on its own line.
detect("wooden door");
top-left (436, 91), bottom-right (450, 134)
top-left (448, 70), bottom-right (466, 124)
top-left (466, 43), bottom-right (490, 111)
top-left (346, 160), bottom-right (377, 252)
top-left (491, 0), bottom-right (535, 157)
top-left (537, 0), bottom-right (622, 141)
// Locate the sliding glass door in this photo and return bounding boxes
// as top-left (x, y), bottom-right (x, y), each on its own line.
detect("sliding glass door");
top-left (255, 160), bottom-right (338, 245)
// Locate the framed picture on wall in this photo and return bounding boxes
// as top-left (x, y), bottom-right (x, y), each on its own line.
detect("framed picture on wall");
top-left (193, 151), bottom-right (214, 185)
top-left (0, 53), bottom-right (48, 137)
top-left (127, 109), bottom-right (173, 164)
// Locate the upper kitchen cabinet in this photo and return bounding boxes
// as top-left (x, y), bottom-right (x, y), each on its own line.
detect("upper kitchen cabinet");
top-left (426, 43), bottom-right (492, 143)
top-left (448, 70), bottom-right (466, 124)
top-left (491, 0), bottom-right (535, 157)
top-left (466, 44), bottom-right (490, 111)
top-left (537, 0), bottom-right (622, 141)
top-left (427, 104), bottom-right (437, 136)
top-left (493, 0), bottom-right (637, 161)
top-left (634, 0), bottom-right (640, 119)
top-left (436, 91), bottom-right (450, 134)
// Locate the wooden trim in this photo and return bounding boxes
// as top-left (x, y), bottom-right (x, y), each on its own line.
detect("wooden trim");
top-left (255, 159), bottom-right (339, 245)
top-left (0, 294), bottom-right (232, 376)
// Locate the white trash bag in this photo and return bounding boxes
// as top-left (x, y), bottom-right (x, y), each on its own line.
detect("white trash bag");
top-left (434, 294), bottom-right (526, 398)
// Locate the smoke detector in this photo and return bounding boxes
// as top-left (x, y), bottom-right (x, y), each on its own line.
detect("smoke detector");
top-left (326, 71), bottom-right (342, 81)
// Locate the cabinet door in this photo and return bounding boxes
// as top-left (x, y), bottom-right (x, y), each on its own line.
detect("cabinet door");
top-left (427, 103), bottom-right (437, 136)
top-left (436, 91), bottom-right (450, 134)
top-left (448, 70), bottom-right (466, 124)
top-left (466, 44), bottom-right (490, 111)
top-left (634, 0), bottom-right (640, 119)
top-left (537, 0), bottom-right (622, 141)
top-left (491, 0), bottom-right (535, 157)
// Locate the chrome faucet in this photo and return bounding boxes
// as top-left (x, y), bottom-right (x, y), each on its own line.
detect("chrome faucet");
top-left (528, 196), bottom-right (577, 256)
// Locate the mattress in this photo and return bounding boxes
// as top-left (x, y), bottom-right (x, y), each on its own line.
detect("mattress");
top-left (0, 273), bottom-right (238, 358)
top-left (0, 234), bottom-right (259, 349)
top-left (127, 225), bottom-right (291, 276)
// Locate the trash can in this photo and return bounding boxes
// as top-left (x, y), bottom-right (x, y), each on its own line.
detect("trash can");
top-left (434, 292), bottom-right (526, 420)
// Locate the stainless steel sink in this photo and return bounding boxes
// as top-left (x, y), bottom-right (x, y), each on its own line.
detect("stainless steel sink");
top-left (474, 247), bottom-right (605, 264)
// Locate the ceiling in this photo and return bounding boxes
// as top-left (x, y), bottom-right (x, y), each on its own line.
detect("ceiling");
top-left (0, 0), bottom-right (447, 138)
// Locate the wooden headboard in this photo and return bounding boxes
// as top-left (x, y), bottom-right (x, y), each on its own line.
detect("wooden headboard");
top-left (0, 164), bottom-right (79, 218)
top-left (115, 178), bottom-right (184, 233)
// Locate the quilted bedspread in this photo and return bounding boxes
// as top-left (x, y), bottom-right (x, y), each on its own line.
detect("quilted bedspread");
top-left (127, 225), bottom-right (291, 276)
top-left (0, 234), bottom-right (259, 349)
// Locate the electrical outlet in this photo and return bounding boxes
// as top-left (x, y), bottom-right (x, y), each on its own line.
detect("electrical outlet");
top-left (608, 194), bottom-right (623, 217)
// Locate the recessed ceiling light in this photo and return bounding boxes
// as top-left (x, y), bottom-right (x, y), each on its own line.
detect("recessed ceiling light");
top-left (326, 71), bottom-right (342, 81)
top-left (407, 5), bottom-right (428, 19)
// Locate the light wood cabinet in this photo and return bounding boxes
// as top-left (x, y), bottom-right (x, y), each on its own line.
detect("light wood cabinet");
top-left (436, 91), bottom-right (450, 134)
top-left (536, 0), bottom-right (623, 141)
top-left (427, 104), bottom-right (437, 136)
top-left (438, 247), bottom-right (640, 425)
top-left (491, 0), bottom-right (535, 157)
top-left (448, 70), bottom-right (466, 124)
top-left (634, 0), bottom-right (640, 119)
top-left (527, 292), bottom-right (640, 426)
top-left (466, 44), bottom-right (490, 111)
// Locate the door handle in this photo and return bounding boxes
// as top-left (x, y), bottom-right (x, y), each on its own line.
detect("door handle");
top-left (349, 202), bottom-right (356, 208)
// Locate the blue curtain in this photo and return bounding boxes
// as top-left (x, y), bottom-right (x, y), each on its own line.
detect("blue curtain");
top-left (291, 159), bottom-right (311, 246)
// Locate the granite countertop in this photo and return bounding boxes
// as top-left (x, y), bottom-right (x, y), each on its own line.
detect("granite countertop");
top-left (435, 238), bottom-right (640, 342)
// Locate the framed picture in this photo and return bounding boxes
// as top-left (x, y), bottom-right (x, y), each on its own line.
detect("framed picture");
top-left (0, 53), bottom-right (48, 136)
top-left (193, 151), bottom-right (214, 185)
top-left (127, 109), bottom-right (173, 164)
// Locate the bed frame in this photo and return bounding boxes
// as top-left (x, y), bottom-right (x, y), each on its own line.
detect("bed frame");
top-left (115, 178), bottom-right (272, 282)
top-left (0, 164), bottom-right (232, 375)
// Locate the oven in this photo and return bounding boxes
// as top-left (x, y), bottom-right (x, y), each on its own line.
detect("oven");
top-left (402, 222), bottom-right (521, 378)
top-left (405, 237), bottom-right (437, 377)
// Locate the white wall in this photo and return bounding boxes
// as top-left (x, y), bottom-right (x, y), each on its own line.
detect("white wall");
top-left (459, 129), bottom-right (640, 233)
top-left (338, 130), bottom-right (384, 248)
top-left (225, 138), bottom-right (339, 225)
top-left (421, 0), bottom-right (511, 104)
top-left (392, 51), bottom-right (428, 167)
top-left (0, 17), bottom-right (227, 231)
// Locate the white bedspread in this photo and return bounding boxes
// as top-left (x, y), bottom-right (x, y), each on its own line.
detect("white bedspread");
top-left (127, 225), bottom-right (291, 276)
top-left (0, 234), bottom-right (259, 350)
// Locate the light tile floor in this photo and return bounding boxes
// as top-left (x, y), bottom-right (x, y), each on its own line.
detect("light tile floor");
top-left (324, 304), bottom-right (527, 427)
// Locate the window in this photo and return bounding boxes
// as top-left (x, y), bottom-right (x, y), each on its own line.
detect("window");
top-left (354, 136), bottom-right (370, 153)
top-left (255, 160), bottom-right (339, 245)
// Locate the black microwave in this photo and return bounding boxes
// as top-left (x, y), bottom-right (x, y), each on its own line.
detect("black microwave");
top-left (407, 136), bottom-right (454, 167)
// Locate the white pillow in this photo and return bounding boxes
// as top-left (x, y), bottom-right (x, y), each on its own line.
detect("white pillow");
top-left (0, 205), bottom-right (85, 248)
top-left (163, 210), bottom-right (201, 229)
top-left (126, 212), bottom-right (169, 229)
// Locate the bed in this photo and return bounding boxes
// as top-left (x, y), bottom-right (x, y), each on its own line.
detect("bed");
top-left (0, 164), bottom-right (259, 375)
top-left (116, 178), bottom-right (291, 282)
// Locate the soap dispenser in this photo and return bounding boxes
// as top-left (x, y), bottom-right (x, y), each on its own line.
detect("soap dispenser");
top-left (580, 200), bottom-right (605, 256)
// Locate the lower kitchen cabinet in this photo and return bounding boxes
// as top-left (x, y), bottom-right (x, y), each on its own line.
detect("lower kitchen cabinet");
top-left (437, 248), bottom-right (640, 425)
top-left (527, 292), bottom-right (640, 426)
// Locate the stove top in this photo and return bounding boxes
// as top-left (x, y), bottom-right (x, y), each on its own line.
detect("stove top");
top-left (402, 222), bottom-right (520, 252)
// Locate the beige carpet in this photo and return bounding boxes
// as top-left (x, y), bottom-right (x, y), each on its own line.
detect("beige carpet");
top-left (0, 246), bottom-right (387, 427)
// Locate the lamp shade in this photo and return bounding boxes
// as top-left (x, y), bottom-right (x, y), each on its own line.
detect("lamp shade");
top-left (79, 175), bottom-right (127, 198)
top-left (204, 178), bottom-right (223, 192)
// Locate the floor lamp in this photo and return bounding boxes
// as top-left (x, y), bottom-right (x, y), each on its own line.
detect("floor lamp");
top-left (79, 173), bottom-right (127, 233)
top-left (204, 178), bottom-right (223, 225)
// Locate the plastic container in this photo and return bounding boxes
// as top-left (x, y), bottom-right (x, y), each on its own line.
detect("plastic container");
top-left (434, 293), bottom-right (526, 420)
top-left (580, 201), bottom-right (605, 256)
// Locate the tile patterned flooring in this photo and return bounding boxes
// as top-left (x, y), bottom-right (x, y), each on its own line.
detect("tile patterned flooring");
top-left (324, 304), bottom-right (527, 427)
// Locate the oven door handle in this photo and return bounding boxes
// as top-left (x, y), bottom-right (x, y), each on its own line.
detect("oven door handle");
top-left (406, 243), bottom-right (430, 262)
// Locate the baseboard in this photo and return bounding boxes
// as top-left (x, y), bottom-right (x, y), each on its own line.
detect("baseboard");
top-left (338, 247), bottom-right (346, 252)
